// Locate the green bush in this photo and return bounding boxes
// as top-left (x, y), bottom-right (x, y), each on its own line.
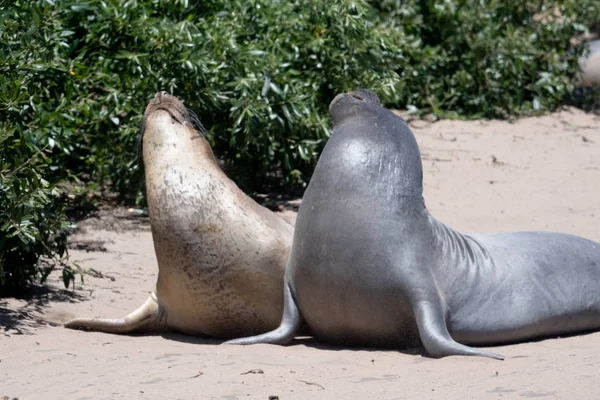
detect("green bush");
top-left (0, 0), bottom-right (405, 292)
top-left (372, 0), bottom-right (600, 118)
top-left (1, 0), bottom-right (599, 293)
top-left (3, 0), bottom-right (598, 194)
top-left (0, 0), bottom-right (406, 198)
top-left (0, 121), bottom-right (69, 295)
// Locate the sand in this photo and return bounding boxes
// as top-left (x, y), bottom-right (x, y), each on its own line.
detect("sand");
top-left (2, 107), bottom-right (600, 400)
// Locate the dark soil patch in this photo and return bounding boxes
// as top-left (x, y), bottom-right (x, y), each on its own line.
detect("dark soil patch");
top-left (68, 239), bottom-right (109, 252)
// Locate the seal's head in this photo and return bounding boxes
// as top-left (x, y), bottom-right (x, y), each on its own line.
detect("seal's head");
top-left (140, 91), bottom-right (206, 139)
top-left (329, 89), bottom-right (382, 125)
top-left (140, 91), bottom-right (216, 170)
top-left (143, 91), bottom-right (192, 126)
top-left (324, 88), bottom-right (423, 199)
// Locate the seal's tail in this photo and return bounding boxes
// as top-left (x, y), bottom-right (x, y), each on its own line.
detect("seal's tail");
top-left (64, 292), bottom-right (166, 334)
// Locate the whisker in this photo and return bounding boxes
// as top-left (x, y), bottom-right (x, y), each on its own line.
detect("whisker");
top-left (188, 108), bottom-right (206, 137)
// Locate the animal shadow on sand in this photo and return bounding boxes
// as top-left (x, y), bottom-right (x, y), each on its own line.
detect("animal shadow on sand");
top-left (157, 327), bottom-right (600, 359)
top-left (0, 284), bottom-right (85, 335)
top-left (159, 332), bottom-right (426, 358)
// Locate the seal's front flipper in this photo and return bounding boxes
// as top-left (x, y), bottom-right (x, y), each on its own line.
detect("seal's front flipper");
top-left (64, 292), bottom-right (165, 334)
top-left (224, 282), bottom-right (301, 345)
top-left (413, 299), bottom-right (504, 360)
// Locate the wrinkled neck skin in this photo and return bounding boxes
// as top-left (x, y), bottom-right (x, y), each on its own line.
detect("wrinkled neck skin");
top-left (424, 214), bottom-right (493, 297)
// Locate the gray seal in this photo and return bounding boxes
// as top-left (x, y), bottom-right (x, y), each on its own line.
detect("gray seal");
top-left (579, 39), bottom-right (600, 87)
top-left (65, 92), bottom-right (293, 338)
top-left (226, 89), bottom-right (600, 360)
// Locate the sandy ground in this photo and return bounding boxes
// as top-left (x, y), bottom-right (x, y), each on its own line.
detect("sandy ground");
top-left (2, 107), bottom-right (600, 399)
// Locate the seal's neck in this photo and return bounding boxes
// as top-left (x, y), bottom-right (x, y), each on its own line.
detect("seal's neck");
top-left (424, 213), bottom-right (492, 292)
top-left (324, 112), bottom-right (425, 202)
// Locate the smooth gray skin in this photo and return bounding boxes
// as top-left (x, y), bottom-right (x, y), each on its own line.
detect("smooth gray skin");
top-left (226, 89), bottom-right (600, 360)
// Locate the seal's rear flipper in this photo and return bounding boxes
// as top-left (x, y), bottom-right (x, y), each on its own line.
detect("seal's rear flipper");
top-left (224, 282), bottom-right (301, 345)
top-left (64, 292), bottom-right (165, 334)
top-left (413, 299), bottom-right (505, 360)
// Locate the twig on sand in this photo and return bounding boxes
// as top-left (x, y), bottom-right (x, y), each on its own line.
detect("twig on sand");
top-left (88, 268), bottom-right (116, 281)
top-left (241, 369), bottom-right (264, 375)
top-left (297, 379), bottom-right (325, 390)
top-left (187, 371), bottom-right (203, 379)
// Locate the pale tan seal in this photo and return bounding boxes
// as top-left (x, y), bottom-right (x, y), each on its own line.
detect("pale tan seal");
top-left (65, 92), bottom-right (293, 338)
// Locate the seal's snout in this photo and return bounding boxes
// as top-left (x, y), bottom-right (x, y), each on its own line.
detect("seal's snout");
top-left (329, 93), bottom-right (347, 113)
top-left (140, 92), bottom-right (207, 144)
top-left (143, 91), bottom-right (190, 125)
top-left (152, 91), bottom-right (170, 104)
